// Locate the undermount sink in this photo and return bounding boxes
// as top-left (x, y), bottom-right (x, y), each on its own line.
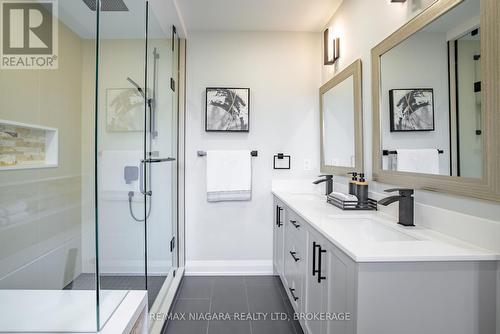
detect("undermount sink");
top-left (330, 217), bottom-right (420, 242)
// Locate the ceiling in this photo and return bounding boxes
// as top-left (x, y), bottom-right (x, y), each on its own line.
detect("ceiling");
top-left (421, 0), bottom-right (479, 38)
top-left (175, 0), bottom-right (343, 33)
top-left (57, 0), bottom-right (185, 39)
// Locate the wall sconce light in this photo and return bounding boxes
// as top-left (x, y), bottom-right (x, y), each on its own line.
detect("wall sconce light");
top-left (390, 0), bottom-right (407, 2)
top-left (324, 28), bottom-right (340, 65)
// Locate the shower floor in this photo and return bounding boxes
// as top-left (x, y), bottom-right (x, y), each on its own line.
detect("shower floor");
top-left (64, 274), bottom-right (167, 309)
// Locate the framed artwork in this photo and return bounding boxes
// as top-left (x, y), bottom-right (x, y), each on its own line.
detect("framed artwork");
top-left (389, 88), bottom-right (435, 132)
top-left (205, 87), bottom-right (250, 132)
top-left (106, 88), bottom-right (144, 132)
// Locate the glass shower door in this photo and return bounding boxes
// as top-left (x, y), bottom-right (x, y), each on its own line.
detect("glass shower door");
top-left (144, 4), bottom-right (179, 312)
top-left (94, 0), bottom-right (178, 320)
top-left (95, 0), bottom-right (148, 325)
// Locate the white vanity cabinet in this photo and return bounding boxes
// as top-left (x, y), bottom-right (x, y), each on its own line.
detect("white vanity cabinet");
top-left (272, 194), bottom-right (497, 334)
top-left (274, 203), bottom-right (356, 334)
top-left (304, 224), bottom-right (356, 334)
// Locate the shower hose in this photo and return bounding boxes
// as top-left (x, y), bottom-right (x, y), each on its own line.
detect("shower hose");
top-left (128, 191), bottom-right (152, 222)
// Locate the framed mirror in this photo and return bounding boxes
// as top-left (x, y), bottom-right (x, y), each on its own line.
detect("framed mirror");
top-left (372, 0), bottom-right (500, 201)
top-left (320, 59), bottom-right (363, 175)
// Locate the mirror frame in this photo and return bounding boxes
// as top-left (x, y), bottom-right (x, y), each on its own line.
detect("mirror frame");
top-left (371, 0), bottom-right (500, 202)
top-left (320, 59), bottom-right (363, 175)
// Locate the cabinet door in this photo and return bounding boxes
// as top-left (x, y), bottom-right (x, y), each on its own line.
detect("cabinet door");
top-left (304, 231), bottom-right (329, 334)
top-left (325, 245), bottom-right (356, 334)
top-left (273, 200), bottom-right (285, 277)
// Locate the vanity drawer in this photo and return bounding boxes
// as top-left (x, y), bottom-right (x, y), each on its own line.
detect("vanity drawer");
top-left (284, 239), bottom-right (303, 312)
top-left (286, 271), bottom-right (303, 313)
top-left (286, 210), bottom-right (306, 245)
top-left (284, 226), bottom-right (305, 313)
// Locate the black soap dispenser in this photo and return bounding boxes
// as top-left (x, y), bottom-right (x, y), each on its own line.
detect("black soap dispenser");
top-left (356, 173), bottom-right (369, 204)
top-left (347, 172), bottom-right (358, 197)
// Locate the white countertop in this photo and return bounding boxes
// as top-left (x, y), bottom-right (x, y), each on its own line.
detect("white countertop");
top-left (272, 185), bottom-right (498, 262)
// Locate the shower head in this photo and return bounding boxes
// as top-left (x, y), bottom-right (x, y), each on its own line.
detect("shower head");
top-left (127, 77), bottom-right (145, 98)
top-left (83, 0), bottom-right (128, 12)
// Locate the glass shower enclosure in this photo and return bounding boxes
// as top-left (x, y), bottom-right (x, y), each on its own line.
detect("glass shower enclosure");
top-left (0, 0), bottom-right (180, 331)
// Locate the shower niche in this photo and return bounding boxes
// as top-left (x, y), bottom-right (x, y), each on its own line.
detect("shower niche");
top-left (0, 120), bottom-right (58, 170)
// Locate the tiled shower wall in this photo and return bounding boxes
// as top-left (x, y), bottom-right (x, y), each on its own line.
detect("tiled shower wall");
top-left (0, 125), bottom-right (46, 167)
top-left (0, 17), bottom-right (85, 290)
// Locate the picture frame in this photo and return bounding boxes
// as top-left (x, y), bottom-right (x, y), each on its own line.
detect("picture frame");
top-left (106, 88), bottom-right (144, 132)
top-left (389, 88), bottom-right (435, 132)
top-left (205, 87), bottom-right (250, 132)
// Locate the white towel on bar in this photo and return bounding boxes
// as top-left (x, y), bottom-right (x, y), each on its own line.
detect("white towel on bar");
top-left (206, 150), bottom-right (252, 202)
top-left (396, 149), bottom-right (440, 175)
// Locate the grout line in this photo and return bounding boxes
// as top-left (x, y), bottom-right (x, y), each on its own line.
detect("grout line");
top-left (206, 277), bottom-right (214, 334)
top-left (243, 277), bottom-right (254, 334)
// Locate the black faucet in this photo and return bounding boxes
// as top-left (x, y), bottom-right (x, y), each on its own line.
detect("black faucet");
top-left (378, 188), bottom-right (415, 227)
top-left (313, 175), bottom-right (333, 195)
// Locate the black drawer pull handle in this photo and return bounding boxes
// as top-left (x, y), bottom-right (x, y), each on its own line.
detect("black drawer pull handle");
top-left (312, 241), bottom-right (317, 277)
top-left (290, 220), bottom-right (300, 228)
top-left (318, 247), bottom-right (327, 283)
top-left (276, 206), bottom-right (283, 227)
top-left (312, 242), bottom-right (327, 283)
top-left (289, 287), bottom-right (299, 301)
top-left (289, 251), bottom-right (300, 262)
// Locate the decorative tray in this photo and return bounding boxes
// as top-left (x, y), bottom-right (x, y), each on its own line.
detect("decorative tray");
top-left (327, 195), bottom-right (378, 211)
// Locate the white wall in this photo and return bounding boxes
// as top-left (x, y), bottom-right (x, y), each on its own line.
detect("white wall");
top-left (185, 32), bottom-right (321, 275)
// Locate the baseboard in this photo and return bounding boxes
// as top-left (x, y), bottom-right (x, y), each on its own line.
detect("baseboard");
top-left (185, 260), bottom-right (273, 276)
top-left (97, 259), bottom-right (172, 275)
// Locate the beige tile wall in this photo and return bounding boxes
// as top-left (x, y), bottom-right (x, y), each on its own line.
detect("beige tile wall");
top-left (0, 17), bottom-right (86, 289)
top-left (0, 125), bottom-right (46, 167)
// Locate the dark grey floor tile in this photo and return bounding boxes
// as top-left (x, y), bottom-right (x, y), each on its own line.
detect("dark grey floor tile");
top-left (177, 276), bottom-right (214, 299)
top-left (244, 276), bottom-right (280, 287)
top-left (172, 298), bottom-right (211, 313)
top-left (211, 276), bottom-right (247, 313)
top-left (208, 320), bottom-right (251, 334)
top-left (163, 298), bottom-right (210, 334)
top-left (247, 284), bottom-right (288, 313)
top-left (211, 287), bottom-right (248, 313)
top-left (212, 276), bottom-right (245, 290)
top-left (163, 319), bottom-right (209, 334)
top-left (162, 276), bottom-right (304, 334)
top-left (251, 319), bottom-right (297, 334)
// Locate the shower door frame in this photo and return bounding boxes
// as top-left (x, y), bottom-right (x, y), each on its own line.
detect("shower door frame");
top-left (143, 1), bottom-right (181, 316)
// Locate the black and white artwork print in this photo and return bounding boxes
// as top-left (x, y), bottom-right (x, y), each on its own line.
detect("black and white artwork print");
top-left (389, 89), bottom-right (435, 132)
top-left (205, 88), bottom-right (250, 132)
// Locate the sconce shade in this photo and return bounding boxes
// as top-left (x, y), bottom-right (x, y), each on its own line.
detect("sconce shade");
top-left (324, 28), bottom-right (340, 65)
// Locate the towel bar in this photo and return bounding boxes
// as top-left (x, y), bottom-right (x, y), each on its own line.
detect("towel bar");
top-left (383, 149), bottom-right (444, 156)
top-left (197, 150), bottom-right (258, 157)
